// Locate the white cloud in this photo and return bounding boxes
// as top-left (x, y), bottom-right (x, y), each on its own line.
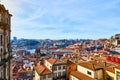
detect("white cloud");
top-left (1, 0), bottom-right (120, 39)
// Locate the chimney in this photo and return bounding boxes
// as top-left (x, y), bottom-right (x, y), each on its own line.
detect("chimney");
top-left (91, 63), bottom-right (95, 70)
top-left (40, 59), bottom-right (44, 65)
top-left (113, 67), bottom-right (115, 70)
top-left (103, 61), bottom-right (106, 67)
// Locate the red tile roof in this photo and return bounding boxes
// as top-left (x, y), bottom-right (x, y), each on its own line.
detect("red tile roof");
top-left (70, 71), bottom-right (96, 80)
top-left (18, 66), bottom-right (25, 72)
top-left (47, 58), bottom-right (56, 64)
top-left (35, 63), bottom-right (52, 75)
top-left (16, 50), bottom-right (25, 55)
top-left (78, 61), bottom-right (102, 71)
top-left (106, 66), bottom-right (115, 73)
top-left (47, 58), bottom-right (66, 65)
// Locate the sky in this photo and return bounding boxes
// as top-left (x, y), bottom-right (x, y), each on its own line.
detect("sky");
top-left (1, 0), bottom-right (120, 39)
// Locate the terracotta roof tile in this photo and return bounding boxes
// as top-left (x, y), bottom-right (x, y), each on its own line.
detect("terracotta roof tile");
top-left (16, 50), bottom-right (25, 55)
top-left (41, 65), bottom-right (52, 75)
top-left (106, 66), bottom-right (115, 73)
top-left (115, 65), bottom-right (120, 69)
top-left (48, 58), bottom-right (66, 65)
top-left (47, 58), bottom-right (56, 64)
top-left (70, 71), bottom-right (96, 80)
top-left (18, 66), bottom-right (25, 72)
top-left (78, 61), bottom-right (102, 71)
top-left (67, 60), bottom-right (76, 66)
top-left (35, 63), bottom-right (52, 75)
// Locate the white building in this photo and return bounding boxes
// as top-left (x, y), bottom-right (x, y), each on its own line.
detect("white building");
top-left (45, 58), bottom-right (66, 80)
top-left (35, 58), bottom-right (67, 80)
top-left (70, 61), bottom-right (104, 80)
top-left (111, 34), bottom-right (120, 46)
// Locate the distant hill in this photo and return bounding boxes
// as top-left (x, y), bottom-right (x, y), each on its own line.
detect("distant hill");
top-left (11, 39), bottom-right (92, 50)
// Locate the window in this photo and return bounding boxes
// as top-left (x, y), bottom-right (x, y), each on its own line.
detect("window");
top-left (0, 35), bottom-right (2, 46)
top-left (117, 71), bottom-right (120, 80)
top-left (107, 75), bottom-right (114, 80)
top-left (0, 48), bottom-right (2, 53)
top-left (48, 74), bottom-right (51, 78)
top-left (0, 14), bottom-right (1, 21)
top-left (43, 75), bottom-right (46, 79)
top-left (53, 66), bottom-right (57, 71)
top-left (53, 73), bottom-right (57, 78)
top-left (117, 40), bottom-right (120, 44)
top-left (62, 71), bottom-right (66, 76)
top-left (1, 48), bottom-right (2, 58)
top-left (58, 66), bottom-right (61, 70)
top-left (63, 66), bottom-right (66, 69)
top-left (58, 72), bottom-right (61, 77)
top-left (7, 18), bottom-right (9, 24)
top-left (1, 72), bottom-right (2, 78)
top-left (87, 71), bottom-right (91, 75)
top-left (50, 66), bottom-right (52, 69)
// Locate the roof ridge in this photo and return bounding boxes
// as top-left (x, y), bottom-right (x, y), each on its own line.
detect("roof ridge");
top-left (53, 59), bottom-right (57, 64)
top-left (40, 65), bottom-right (45, 74)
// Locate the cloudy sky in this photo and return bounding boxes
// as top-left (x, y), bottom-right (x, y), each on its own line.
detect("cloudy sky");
top-left (1, 0), bottom-right (120, 39)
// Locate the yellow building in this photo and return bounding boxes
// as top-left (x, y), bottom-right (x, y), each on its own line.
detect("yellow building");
top-left (70, 71), bottom-right (96, 80)
top-left (34, 58), bottom-right (67, 80)
top-left (66, 60), bottom-right (77, 79)
top-left (106, 66), bottom-right (120, 80)
top-left (115, 66), bottom-right (120, 80)
top-left (0, 4), bottom-right (12, 79)
top-left (69, 58), bottom-right (120, 80)
top-left (34, 62), bottom-right (52, 80)
top-left (70, 61), bottom-right (104, 80)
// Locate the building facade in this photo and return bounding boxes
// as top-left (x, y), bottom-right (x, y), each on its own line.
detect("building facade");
top-left (35, 58), bottom-right (67, 80)
top-left (66, 60), bottom-right (77, 80)
top-left (70, 61), bottom-right (104, 80)
top-left (0, 4), bottom-right (12, 80)
top-left (106, 66), bottom-right (120, 80)
top-left (110, 34), bottom-right (120, 46)
top-left (45, 58), bottom-right (66, 80)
